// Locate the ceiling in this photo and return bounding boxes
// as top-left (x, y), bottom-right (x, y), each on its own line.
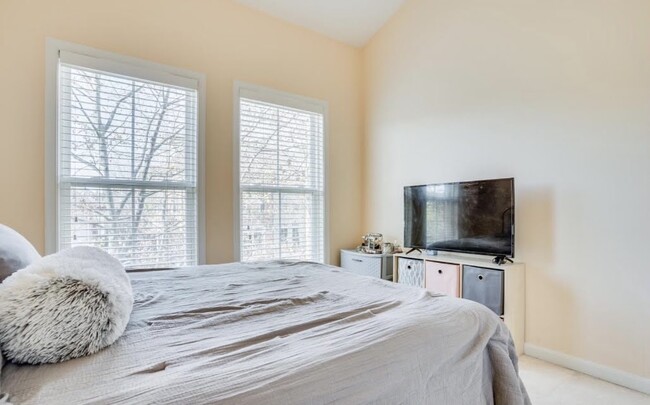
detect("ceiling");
top-left (234, 0), bottom-right (408, 47)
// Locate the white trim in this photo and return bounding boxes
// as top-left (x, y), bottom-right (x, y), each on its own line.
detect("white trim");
top-left (232, 83), bottom-right (242, 262)
top-left (60, 177), bottom-right (195, 189)
top-left (58, 49), bottom-right (199, 90)
top-left (45, 38), bottom-right (206, 265)
top-left (238, 84), bottom-right (326, 115)
top-left (196, 71), bottom-right (207, 265)
top-left (241, 185), bottom-right (322, 194)
top-left (322, 101), bottom-right (330, 264)
top-left (232, 81), bottom-right (330, 264)
top-left (44, 41), bottom-right (59, 255)
top-left (524, 343), bottom-right (650, 395)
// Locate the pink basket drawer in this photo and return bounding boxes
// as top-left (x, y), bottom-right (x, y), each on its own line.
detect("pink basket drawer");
top-left (425, 261), bottom-right (460, 297)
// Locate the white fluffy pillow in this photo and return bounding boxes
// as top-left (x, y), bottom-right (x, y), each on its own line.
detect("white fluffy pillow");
top-left (0, 224), bottom-right (41, 283)
top-left (0, 246), bottom-right (133, 364)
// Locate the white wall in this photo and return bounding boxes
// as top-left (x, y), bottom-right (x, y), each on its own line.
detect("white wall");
top-left (363, 0), bottom-right (650, 379)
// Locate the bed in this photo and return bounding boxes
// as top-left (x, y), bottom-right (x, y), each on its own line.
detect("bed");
top-left (0, 261), bottom-right (530, 404)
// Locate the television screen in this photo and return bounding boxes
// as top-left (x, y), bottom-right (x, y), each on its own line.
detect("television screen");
top-left (404, 178), bottom-right (514, 257)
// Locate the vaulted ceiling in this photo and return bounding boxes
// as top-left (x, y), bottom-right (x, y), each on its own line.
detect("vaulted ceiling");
top-left (234, 0), bottom-right (408, 47)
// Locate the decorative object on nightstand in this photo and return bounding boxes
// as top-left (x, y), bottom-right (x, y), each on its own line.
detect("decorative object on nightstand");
top-left (358, 233), bottom-right (384, 254)
top-left (381, 242), bottom-right (394, 254)
top-left (340, 249), bottom-right (393, 280)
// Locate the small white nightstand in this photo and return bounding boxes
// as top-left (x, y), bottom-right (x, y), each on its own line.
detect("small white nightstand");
top-left (339, 249), bottom-right (393, 280)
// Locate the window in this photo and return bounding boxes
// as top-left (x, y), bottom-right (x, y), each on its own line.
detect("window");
top-left (235, 83), bottom-right (327, 263)
top-left (46, 41), bottom-right (204, 269)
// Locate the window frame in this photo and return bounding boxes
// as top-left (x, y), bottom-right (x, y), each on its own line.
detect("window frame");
top-left (232, 81), bottom-right (329, 264)
top-left (45, 38), bottom-right (206, 266)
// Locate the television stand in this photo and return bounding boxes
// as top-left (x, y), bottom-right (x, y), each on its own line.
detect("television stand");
top-left (492, 255), bottom-right (513, 265)
top-left (405, 247), bottom-right (422, 255)
top-left (392, 251), bottom-right (525, 354)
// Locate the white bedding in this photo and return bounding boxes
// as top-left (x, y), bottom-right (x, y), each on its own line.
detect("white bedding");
top-left (1, 261), bottom-right (530, 404)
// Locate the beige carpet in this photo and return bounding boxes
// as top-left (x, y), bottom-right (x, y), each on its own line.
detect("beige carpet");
top-left (518, 356), bottom-right (649, 405)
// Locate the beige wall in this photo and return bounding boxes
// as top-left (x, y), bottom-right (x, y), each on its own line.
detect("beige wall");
top-left (0, 0), bottom-right (364, 264)
top-left (363, 0), bottom-right (650, 379)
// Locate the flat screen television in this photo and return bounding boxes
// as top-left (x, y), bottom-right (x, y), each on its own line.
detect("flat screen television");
top-left (404, 178), bottom-right (514, 258)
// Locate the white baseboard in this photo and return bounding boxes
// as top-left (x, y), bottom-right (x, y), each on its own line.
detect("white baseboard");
top-left (524, 343), bottom-right (650, 395)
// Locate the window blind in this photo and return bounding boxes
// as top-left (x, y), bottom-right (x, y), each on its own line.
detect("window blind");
top-left (57, 55), bottom-right (199, 269)
top-left (238, 92), bottom-right (325, 263)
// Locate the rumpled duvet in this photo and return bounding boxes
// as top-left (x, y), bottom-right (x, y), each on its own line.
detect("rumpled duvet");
top-left (1, 261), bottom-right (530, 404)
top-left (0, 352), bottom-right (11, 404)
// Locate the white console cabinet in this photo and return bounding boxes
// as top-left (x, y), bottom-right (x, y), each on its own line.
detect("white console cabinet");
top-left (393, 252), bottom-right (525, 354)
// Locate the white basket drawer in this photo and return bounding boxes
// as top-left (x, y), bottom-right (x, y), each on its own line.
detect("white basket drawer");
top-left (397, 258), bottom-right (424, 287)
top-left (340, 251), bottom-right (382, 278)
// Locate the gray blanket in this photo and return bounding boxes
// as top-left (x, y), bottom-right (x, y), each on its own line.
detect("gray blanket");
top-left (1, 261), bottom-right (530, 404)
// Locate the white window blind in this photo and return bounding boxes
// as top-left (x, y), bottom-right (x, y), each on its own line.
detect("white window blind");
top-left (237, 86), bottom-right (326, 263)
top-left (57, 51), bottom-right (199, 269)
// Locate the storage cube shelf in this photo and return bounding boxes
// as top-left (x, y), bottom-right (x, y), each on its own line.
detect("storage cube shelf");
top-left (393, 252), bottom-right (525, 355)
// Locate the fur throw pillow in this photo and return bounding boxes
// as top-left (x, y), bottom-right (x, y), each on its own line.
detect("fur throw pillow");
top-left (0, 246), bottom-right (133, 364)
